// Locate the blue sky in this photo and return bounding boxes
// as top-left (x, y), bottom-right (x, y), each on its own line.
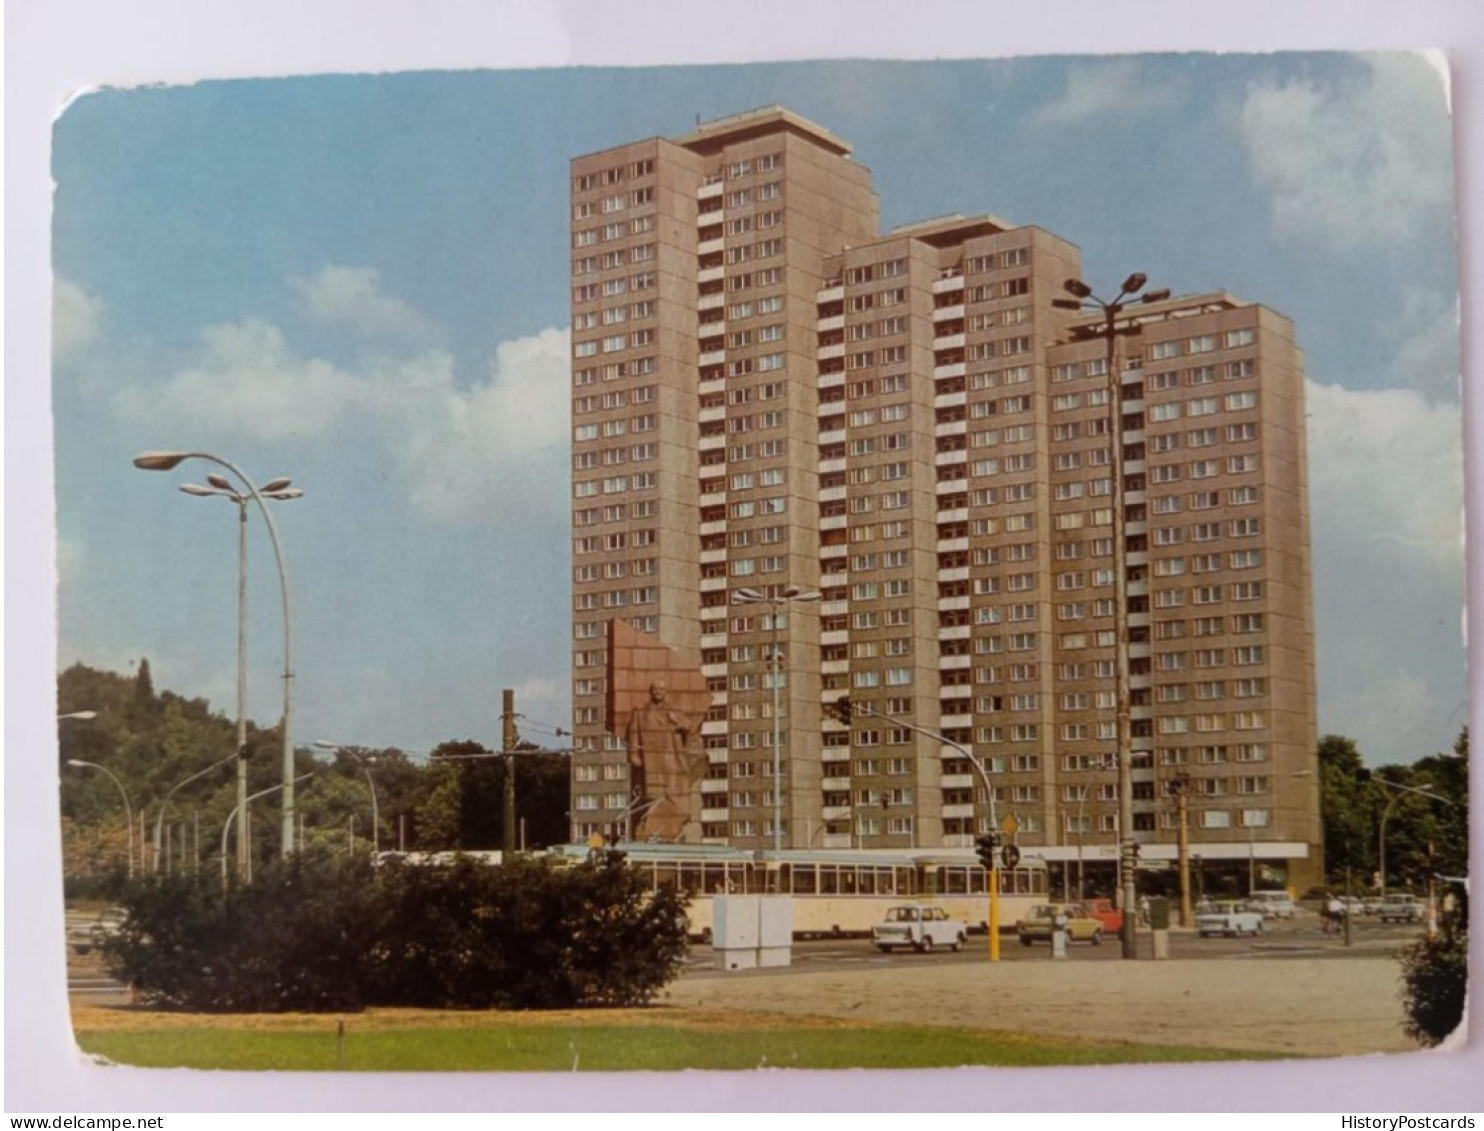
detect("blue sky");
top-left (49, 52), bottom-right (1465, 765)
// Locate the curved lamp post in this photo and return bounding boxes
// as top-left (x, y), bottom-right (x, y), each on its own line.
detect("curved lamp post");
top-left (733, 585), bottom-right (820, 852)
top-left (1052, 273), bottom-right (1170, 959)
top-left (314, 741), bottom-right (381, 855)
top-left (66, 759), bottom-right (134, 878)
top-left (152, 753), bottom-right (236, 874)
top-left (134, 451), bottom-right (301, 861)
top-left (219, 773), bottom-right (315, 890)
top-left (1376, 778), bottom-right (1454, 901)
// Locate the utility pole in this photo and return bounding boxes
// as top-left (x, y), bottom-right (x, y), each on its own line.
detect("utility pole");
top-left (502, 688), bottom-right (518, 859)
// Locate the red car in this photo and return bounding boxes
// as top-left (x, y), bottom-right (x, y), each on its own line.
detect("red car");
top-left (1081, 898), bottom-right (1124, 935)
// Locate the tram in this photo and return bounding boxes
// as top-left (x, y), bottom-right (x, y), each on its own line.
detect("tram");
top-left (543, 842), bottom-right (1049, 940)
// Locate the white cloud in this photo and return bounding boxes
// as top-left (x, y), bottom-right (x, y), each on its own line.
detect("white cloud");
top-left (1306, 378), bottom-right (1467, 762)
top-left (1031, 58), bottom-right (1179, 125)
top-left (1387, 288), bottom-right (1461, 399)
top-left (1306, 379), bottom-right (1463, 564)
top-left (1235, 54), bottom-right (1454, 251)
top-left (53, 277), bottom-right (104, 363)
top-left (114, 318), bottom-right (362, 442)
top-left (111, 288), bottom-right (570, 522)
top-left (289, 266), bottom-right (432, 339)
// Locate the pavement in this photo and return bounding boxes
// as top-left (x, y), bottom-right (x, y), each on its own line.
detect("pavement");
top-left (661, 944), bottom-right (1422, 1058)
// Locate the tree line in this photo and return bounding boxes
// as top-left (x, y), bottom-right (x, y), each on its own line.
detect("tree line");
top-left (58, 661), bottom-right (572, 892)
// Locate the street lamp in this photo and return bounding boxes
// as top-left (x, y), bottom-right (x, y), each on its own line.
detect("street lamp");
top-left (1052, 272), bottom-right (1170, 960)
top-left (152, 752), bottom-right (236, 875)
top-left (66, 759), bottom-right (134, 879)
top-left (839, 698), bottom-right (1004, 963)
top-left (219, 773), bottom-right (314, 891)
top-left (58, 711), bottom-right (98, 721)
top-left (314, 741), bottom-right (381, 855)
top-left (1376, 778), bottom-right (1454, 900)
top-left (733, 585), bottom-right (820, 852)
top-left (134, 450), bottom-right (301, 861)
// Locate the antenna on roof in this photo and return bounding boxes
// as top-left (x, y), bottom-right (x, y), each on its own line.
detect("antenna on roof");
top-left (695, 112), bottom-right (701, 126)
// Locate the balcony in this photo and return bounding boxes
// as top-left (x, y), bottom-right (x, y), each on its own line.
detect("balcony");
top-left (940, 773), bottom-right (974, 790)
top-left (817, 370), bottom-right (845, 391)
top-left (821, 599), bottom-right (848, 615)
top-left (821, 629), bottom-right (848, 646)
top-left (701, 779), bottom-right (728, 794)
top-left (817, 343), bottom-right (845, 361)
top-left (934, 332), bottom-right (966, 351)
top-left (701, 632), bottom-right (727, 649)
top-left (934, 391), bottom-right (967, 410)
top-left (938, 624), bottom-right (971, 641)
top-left (937, 566), bottom-right (970, 584)
top-left (934, 362), bottom-right (966, 380)
top-left (698, 237), bottom-right (724, 257)
top-left (933, 304), bottom-right (965, 322)
top-left (698, 180), bottom-right (724, 201)
top-left (699, 349), bottom-right (726, 367)
top-left (938, 595), bottom-right (971, 612)
top-left (932, 273), bottom-right (965, 295)
top-left (697, 405), bottom-right (726, 424)
top-left (699, 519), bottom-right (727, 536)
top-left (699, 576), bottom-right (728, 592)
top-left (934, 420), bottom-right (968, 438)
top-left (698, 291), bottom-right (725, 311)
top-left (820, 515), bottom-right (847, 532)
top-left (819, 571), bottom-right (847, 588)
top-left (938, 507), bottom-right (968, 524)
top-left (818, 484), bottom-right (847, 504)
top-left (819, 428), bottom-right (846, 446)
top-left (936, 536), bottom-right (970, 553)
top-left (700, 807), bottom-right (730, 823)
top-left (939, 653), bottom-right (971, 669)
top-left (935, 478), bottom-right (968, 495)
top-left (699, 547), bottom-right (727, 564)
top-left (697, 265), bottom-right (724, 285)
top-left (817, 314), bottom-right (845, 333)
top-left (935, 449), bottom-right (968, 467)
top-left (816, 284), bottom-right (844, 304)
top-left (941, 804), bottom-right (977, 820)
top-left (940, 712), bottom-right (973, 730)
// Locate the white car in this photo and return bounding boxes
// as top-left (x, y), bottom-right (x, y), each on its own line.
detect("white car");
top-left (1245, 891), bottom-right (1297, 919)
top-left (1196, 900), bottom-right (1266, 937)
top-left (872, 905), bottom-right (968, 953)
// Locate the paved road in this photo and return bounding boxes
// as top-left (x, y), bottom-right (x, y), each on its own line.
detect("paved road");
top-left (679, 911), bottom-right (1426, 978)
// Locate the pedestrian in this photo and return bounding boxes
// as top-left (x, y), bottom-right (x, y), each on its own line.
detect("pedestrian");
top-left (1326, 893), bottom-right (1345, 934)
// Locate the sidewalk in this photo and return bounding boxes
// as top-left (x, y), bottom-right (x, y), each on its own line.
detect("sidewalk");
top-left (662, 951), bottom-right (1419, 1059)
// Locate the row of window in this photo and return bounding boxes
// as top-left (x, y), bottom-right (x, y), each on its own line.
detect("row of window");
top-left (573, 525), bottom-right (658, 556)
top-left (572, 357), bottom-right (657, 386)
top-left (572, 158), bottom-right (655, 195)
top-left (573, 558), bottom-right (658, 582)
top-left (1147, 392), bottom-right (1259, 421)
top-left (572, 214), bottom-right (656, 247)
top-left (572, 270), bottom-right (657, 303)
top-left (573, 414), bottom-right (660, 443)
top-left (573, 499), bottom-right (659, 527)
top-left (1146, 360), bottom-right (1257, 388)
top-left (572, 442), bottom-right (659, 472)
top-left (1146, 328), bottom-right (1256, 360)
top-left (723, 181), bottom-right (783, 209)
top-left (572, 385), bottom-right (658, 413)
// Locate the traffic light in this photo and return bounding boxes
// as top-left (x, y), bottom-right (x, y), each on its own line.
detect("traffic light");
top-left (832, 696), bottom-right (853, 724)
top-left (975, 832), bottom-right (999, 869)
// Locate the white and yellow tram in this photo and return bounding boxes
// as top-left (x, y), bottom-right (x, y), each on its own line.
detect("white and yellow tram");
top-left (543, 842), bottom-right (1049, 940)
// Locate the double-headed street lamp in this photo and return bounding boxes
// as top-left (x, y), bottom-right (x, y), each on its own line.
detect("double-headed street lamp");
top-left (153, 753), bottom-right (236, 874)
top-left (66, 759), bottom-right (134, 878)
top-left (1052, 272), bottom-right (1170, 960)
top-left (733, 585), bottom-right (821, 852)
top-left (134, 451), bottom-right (301, 863)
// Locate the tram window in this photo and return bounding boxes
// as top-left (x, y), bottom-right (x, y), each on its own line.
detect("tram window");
top-left (841, 868), bottom-right (858, 895)
top-left (819, 866), bottom-right (838, 894)
top-left (859, 869), bottom-right (876, 895)
top-left (774, 864), bottom-right (789, 894)
top-left (792, 865), bottom-right (817, 894)
top-left (704, 864), bottom-right (727, 893)
top-left (680, 864), bottom-right (702, 893)
top-left (944, 866), bottom-right (969, 895)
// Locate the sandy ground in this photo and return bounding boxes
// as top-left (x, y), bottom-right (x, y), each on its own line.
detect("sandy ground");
top-left (660, 952), bottom-right (1421, 1059)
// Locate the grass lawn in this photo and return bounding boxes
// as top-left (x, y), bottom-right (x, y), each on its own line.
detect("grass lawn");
top-left (73, 1009), bottom-right (1280, 1071)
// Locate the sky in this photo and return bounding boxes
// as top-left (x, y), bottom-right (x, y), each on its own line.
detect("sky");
top-left (9, 0), bottom-right (1482, 1115)
top-left (47, 52), bottom-right (1466, 766)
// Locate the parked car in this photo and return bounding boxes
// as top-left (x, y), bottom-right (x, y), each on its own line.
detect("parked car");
top-left (1361, 897), bottom-right (1384, 916)
top-left (1079, 897), bottom-right (1124, 936)
top-left (872, 905), bottom-right (968, 953)
top-left (1375, 896), bottom-right (1426, 924)
top-left (1015, 903), bottom-right (1104, 946)
top-left (1245, 891), bottom-right (1297, 919)
top-left (1196, 900), bottom-right (1266, 937)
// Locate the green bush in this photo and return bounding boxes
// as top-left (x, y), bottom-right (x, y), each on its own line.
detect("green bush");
top-left (102, 849), bottom-right (689, 1012)
top-left (1397, 927), bottom-right (1468, 1046)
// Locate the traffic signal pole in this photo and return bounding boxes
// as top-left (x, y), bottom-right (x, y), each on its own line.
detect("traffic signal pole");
top-left (836, 696), bottom-right (1002, 962)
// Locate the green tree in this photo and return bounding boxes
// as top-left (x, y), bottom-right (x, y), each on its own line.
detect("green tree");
top-left (1318, 734), bottom-right (1376, 883)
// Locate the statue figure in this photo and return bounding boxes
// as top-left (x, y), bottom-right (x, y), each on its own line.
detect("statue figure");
top-left (625, 680), bottom-right (702, 840)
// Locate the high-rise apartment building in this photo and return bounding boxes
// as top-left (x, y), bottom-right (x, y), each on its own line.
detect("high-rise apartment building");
top-left (569, 107), bottom-right (1321, 892)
